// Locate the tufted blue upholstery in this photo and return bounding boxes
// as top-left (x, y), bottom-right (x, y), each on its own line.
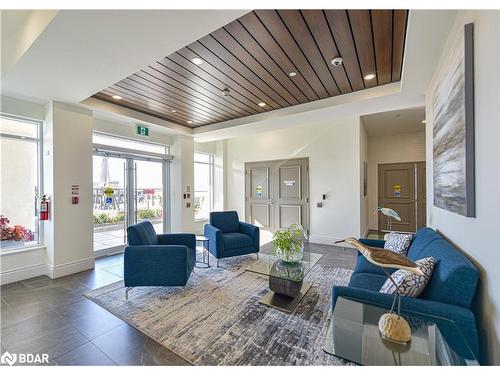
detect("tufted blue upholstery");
top-left (204, 211), bottom-right (259, 260)
top-left (333, 227), bottom-right (480, 358)
top-left (124, 221), bottom-right (196, 287)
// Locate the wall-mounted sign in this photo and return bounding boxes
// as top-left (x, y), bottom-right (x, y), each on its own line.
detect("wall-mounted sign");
top-left (104, 187), bottom-right (114, 197)
top-left (393, 184), bottom-right (401, 197)
top-left (283, 180), bottom-right (296, 187)
top-left (136, 125), bottom-right (149, 137)
top-left (255, 185), bottom-right (263, 198)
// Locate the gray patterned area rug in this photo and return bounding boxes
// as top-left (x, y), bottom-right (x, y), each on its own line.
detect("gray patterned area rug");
top-left (84, 255), bottom-right (353, 366)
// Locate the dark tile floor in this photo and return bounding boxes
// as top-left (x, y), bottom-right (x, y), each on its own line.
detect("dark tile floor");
top-left (0, 243), bottom-right (356, 366)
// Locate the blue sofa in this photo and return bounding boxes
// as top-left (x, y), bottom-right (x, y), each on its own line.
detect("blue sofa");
top-left (124, 221), bottom-right (196, 295)
top-left (332, 227), bottom-right (480, 357)
top-left (204, 211), bottom-right (260, 266)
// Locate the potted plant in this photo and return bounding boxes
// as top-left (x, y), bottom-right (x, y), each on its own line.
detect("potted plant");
top-left (1, 215), bottom-right (34, 249)
top-left (272, 223), bottom-right (305, 263)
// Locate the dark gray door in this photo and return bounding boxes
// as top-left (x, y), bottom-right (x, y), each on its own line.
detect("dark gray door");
top-left (245, 158), bottom-right (309, 235)
top-left (378, 161), bottom-right (426, 233)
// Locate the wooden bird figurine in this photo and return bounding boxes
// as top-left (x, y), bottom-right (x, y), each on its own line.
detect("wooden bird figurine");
top-left (335, 237), bottom-right (424, 276)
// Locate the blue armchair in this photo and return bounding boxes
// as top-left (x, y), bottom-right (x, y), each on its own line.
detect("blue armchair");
top-left (124, 221), bottom-right (196, 298)
top-left (204, 211), bottom-right (259, 266)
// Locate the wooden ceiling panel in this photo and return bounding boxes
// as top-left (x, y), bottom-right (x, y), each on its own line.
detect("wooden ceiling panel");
top-left (301, 10), bottom-right (352, 94)
top-left (93, 9), bottom-right (409, 128)
top-left (347, 10), bottom-right (377, 88)
top-left (392, 10), bottom-right (408, 81)
top-left (371, 10), bottom-right (393, 85)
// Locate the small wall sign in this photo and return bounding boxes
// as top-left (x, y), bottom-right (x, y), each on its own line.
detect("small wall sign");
top-left (393, 184), bottom-right (401, 197)
top-left (283, 180), bottom-right (296, 187)
top-left (255, 185), bottom-right (263, 198)
top-left (136, 125), bottom-right (149, 137)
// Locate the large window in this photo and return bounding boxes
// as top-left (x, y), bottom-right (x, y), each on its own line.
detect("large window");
top-left (194, 153), bottom-right (214, 221)
top-left (0, 116), bottom-right (41, 251)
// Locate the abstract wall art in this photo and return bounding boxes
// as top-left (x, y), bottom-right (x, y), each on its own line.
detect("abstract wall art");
top-left (432, 23), bottom-right (475, 217)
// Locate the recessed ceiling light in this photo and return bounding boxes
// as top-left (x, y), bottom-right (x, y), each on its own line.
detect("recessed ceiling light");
top-left (364, 73), bottom-right (376, 80)
top-left (289, 72), bottom-right (297, 77)
top-left (331, 57), bottom-right (343, 66)
top-left (422, 120), bottom-right (426, 124)
top-left (191, 57), bottom-right (203, 65)
top-left (187, 120), bottom-right (193, 124)
top-left (171, 109), bottom-right (177, 113)
top-left (258, 102), bottom-right (266, 107)
top-left (112, 95), bottom-right (122, 100)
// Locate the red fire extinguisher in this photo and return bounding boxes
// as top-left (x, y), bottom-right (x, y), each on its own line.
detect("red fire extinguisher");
top-left (40, 195), bottom-right (49, 221)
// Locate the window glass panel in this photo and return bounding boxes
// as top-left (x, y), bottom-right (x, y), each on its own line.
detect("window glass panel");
top-left (0, 117), bottom-right (38, 138)
top-left (93, 133), bottom-right (168, 155)
top-left (194, 153), bottom-right (210, 163)
top-left (1, 137), bottom-right (39, 250)
top-left (194, 153), bottom-right (213, 221)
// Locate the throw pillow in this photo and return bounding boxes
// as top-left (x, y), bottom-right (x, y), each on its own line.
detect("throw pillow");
top-left (379, 257), bottom-right (436, 298)
top-left (384, 232), bottom-right (413, 255)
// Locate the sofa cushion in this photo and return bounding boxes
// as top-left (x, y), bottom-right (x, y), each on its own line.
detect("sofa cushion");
top-left (210, 211), bottom-right (240, 233)
top-left (407, 227), bottom-right (441, 260)
top-left (380, 257), bottom-right (436, 297)
top-left (348, 273), bottom-right (388, 292)
top-left (222, 232), bottom-right (253, 250)
top-left (127, 221), bottom-right (159, 245)
top-left (418, 238), bottom-right (478, 308)
top-left (384, 232), bottom-right (413, 255)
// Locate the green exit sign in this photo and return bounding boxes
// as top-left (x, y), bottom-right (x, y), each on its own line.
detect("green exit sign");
top-left (136, 125), bottom-right (149, 137)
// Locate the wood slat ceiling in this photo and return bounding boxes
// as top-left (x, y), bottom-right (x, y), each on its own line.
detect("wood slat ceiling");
top-left (93, 9), bottom-right (408, 129)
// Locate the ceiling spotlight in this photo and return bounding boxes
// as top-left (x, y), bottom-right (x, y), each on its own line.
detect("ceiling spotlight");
top-left (187, 120), bottom-right (193, 124)
top-left (422, 120), bottom-right (426, 124)
top-left (364, 73), bottom-right (376, 80)
top-left (171, 109), bottom-right (177, 113)
top-left (258, 102), bottom-right (266, 107)
top-left (331, 57), bottom-right (343, 66)
top-left (112, 95), bottom-right (122, 100)
top-left (221, 88), bottom-right (230, 97)
top-left (191, 57), bottom-right (203, 65)
top-left (289, 72), bottom-right (297, 77)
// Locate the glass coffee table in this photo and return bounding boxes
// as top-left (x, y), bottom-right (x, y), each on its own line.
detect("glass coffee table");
top-left (324, 297), bottom-right (479, 366)
top-left (245, 252), bottom-right (323, 313)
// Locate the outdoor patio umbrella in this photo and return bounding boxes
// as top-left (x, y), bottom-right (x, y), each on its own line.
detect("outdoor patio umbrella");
top-left (100, 156), bottom-right (110, 187)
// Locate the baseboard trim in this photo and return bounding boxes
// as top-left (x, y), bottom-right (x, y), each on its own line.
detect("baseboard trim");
top-left (308, 235), bottom-right (354, 248)
top-left (0, 263), bottom-right (47, 285)
top-left (46, 257), bottom-right (95, 279)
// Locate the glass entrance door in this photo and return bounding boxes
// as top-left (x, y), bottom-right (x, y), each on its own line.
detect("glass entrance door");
top-left (93, 155), bottom-right (128, 252)
top-left (134, 160), bottom-right (165, 234)
top-left (93, 153), bottom-right (169, 253)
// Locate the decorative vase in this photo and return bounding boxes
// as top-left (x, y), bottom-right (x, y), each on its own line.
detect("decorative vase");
top-left (275, 244), bottom-right (304, 263)
top-left (269, 260), bottom-right (305, 297)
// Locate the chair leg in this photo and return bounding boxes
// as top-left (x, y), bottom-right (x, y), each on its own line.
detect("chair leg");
top-left (217, 259), bottom-right (220, 267)
top-left (256, 253), bottom-right (259, 260)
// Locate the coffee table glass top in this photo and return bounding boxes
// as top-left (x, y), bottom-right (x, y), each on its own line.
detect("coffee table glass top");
top-left (324, 297), bottom-right (479, 366)
top-left (245, 252), bottom-right (322, 282)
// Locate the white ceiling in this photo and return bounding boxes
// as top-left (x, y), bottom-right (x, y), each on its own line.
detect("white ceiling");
top-left (361, 106), bottom-right (426, 137)
top-left (1, 9), bottom-right (248, 104)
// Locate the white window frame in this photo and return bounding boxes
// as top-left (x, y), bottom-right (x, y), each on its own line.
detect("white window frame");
top-left (194, 152), bottom-right (214, 222)
top-left (0, 114), bottom-right (43, 251)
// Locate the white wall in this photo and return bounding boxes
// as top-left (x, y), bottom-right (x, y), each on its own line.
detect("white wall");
top-left (359, 121), bottom-right (369, 236)
top-left (44, 102), bottom-right (94, 276)
top-left (225, 117), bottom-right (362, 245)
top-left (367, 131), bottom-right (426, 229)
top-left (170, 135), bottom-right (194, 233)
top-left (426, 10), bottom-right (500, 365)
